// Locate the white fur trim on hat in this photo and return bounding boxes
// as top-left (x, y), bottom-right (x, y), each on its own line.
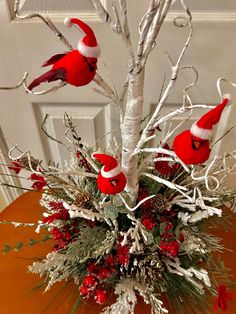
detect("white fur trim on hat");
top-left (77, 39), bottom-right (100, 58)
top-left (223, 93), bottom-right (231, 101)
top-left (190, 122), bottom-right (213, 140)
top-left (101, 165), bottom-right (121, 179)
top-left (64, 17), bottom-right (73, 28)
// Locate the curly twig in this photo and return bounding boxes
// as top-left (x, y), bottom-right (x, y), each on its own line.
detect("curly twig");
top-left (0, 72), bottom-right (28, 90)
top-left (14, 0), bottom-right (73, 51)
top-left (134, 0), bottom-right (193, 155)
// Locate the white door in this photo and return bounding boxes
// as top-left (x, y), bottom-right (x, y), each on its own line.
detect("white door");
top-left (1, 0), bottom-right (236, 205)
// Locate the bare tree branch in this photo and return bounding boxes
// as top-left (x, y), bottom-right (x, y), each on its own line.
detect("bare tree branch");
top-left (0, 72), bottom-right (28, 90)
top-left (24, 81), bottom-right (67, 95)
top-left (141, 0), bottom-right (172, 66)
top-left (137, 0), bottom-right (160, 64)
top-left (118, 0), bottom-right (135, 72)
top-left (134, 0), bottom-right (193, 155)
top-left (93, 73), bottom-right (124, 120)
top-left (13, 0), bottom-right (122, 117)
top-left (91, 0), bottom-right (121, 33)
top-left (14, 0), bottom-right (73, 51)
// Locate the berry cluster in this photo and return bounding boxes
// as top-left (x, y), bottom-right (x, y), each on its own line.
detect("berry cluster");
top-left (76, 151), bottom-right (92, 172)
top-left (117, 242), bottom-right (130, 266)
top-left (51, 225), bottom-right (77, 251)
top-left (160, 240), bottom-right (180, 257)
top-left (154, 143), bottom-right (181, 176)
top-left (79, 255), bottom-right (116, 304)
top-left (160, 210), bottom-right (181, 257)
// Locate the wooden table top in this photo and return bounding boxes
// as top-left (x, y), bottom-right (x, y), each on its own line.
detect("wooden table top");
top-left (0, 191), bottom-right (235, 313)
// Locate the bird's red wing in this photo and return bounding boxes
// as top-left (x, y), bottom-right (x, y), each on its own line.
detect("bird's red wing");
top-left (42, 53), bottom-right (68, 67)
top-left (28, 68), bottom-right (66, 91)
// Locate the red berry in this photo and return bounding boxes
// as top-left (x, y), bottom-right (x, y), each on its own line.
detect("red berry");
top-left (105, 255), bottom-right (116, 267)
top-left (87, 262), bottom-right (98, 274)
top-left (117, 243), bottom-right (130, 266)
top-left (160, 240), bottom-right (180, 257)
top-left (79, 285), bottom-right (90, 297)
top-left (94, 289), bottom-right (107, 304)
top-left (98, 267), bottom-right (110, 280)
top-left (141, 217), bottom-right (156, 230)
top-left (83, 275), bottom-right (97, 288)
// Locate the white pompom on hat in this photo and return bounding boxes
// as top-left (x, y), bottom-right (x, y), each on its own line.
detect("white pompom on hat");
top-left (190, 94), bottom-right (231, 140)
top-left (92, 153), bottom-right (122, 179)
top-left (64, 17), bottom-right (100, 58)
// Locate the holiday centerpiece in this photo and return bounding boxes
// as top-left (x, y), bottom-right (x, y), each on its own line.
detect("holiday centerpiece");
top-left (1, 1), bottom-right (236, 313)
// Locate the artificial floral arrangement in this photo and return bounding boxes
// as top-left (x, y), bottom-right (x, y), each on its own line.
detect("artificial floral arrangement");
top-left (1, 0), bottom-right (236, 313)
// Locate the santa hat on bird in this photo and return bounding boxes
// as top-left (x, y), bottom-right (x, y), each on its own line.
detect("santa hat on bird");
top-left (190, 94), bottom-right (231, 140)
top-left (92, 153), bottom-right (122, 178)
top-left (64, 17), bottom-right (101, 58)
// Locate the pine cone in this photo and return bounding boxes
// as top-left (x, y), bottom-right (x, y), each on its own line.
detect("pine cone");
top-left (73, 190), bottom-right (92, 209)
top-left (152, 194), bottom-right (168, 211)
top-left (18, 156), bottom-right (39, 171)
top-left (128, 251), bottom-right (164, 283)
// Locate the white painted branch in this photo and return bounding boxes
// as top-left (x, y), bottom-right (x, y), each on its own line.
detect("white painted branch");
top-left (137, 0), bottom-right (160, 64)
top-left (0, 221), bottom-right (36, 227)
top-left (8, 146), bottom-right (43, 174)
top-left (118, 0), bottom-right (135, 72)
top-left (154, 104), bottom-right (215, 127)
top-left (135, 1), bottom-right (192, 153)
top-left (188, 150), bottom-right (236, 191)
top-left (217, 77), bottom-right (236, 100)
top-left (120, 214), bottom-right (149, 253)
top-left (119, 75), bottom-right (129, 105)
top-left (161, 116), bottom-right (191, 148)
top-left (24, 81), bottom-right (67, 95)
top-left (92, 0), bottom-right (121, 33)
top-left (92, 0), bottom-right (135, 71)
top-left (119, 193), bottom-right (155, 212)
top-left (142, 0), bottom-right (172, 66)
top-left (164, 258), bottom-right (210, 291)
top-left (14, 0), bottom-right (73, 51)
top-left (141, 172), bottom-right (192, 201)
top-left (180, 65), bottom-right (199, 107)
top-left (15, 0), bottom-right (119, 114)
top-left (0, 72), bottom-right (28, 90)
top-left (121, 70), bottom-right (145, 201)
top-left (132, 147), bottom-right (190, 173)
top-left (93, 73), bottom-right (124, 120)
top-left (63, 203), bottom-right (104, 221)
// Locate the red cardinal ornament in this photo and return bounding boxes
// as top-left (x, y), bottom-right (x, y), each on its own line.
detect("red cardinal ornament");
top-left (92, 153), bottom-right (126, 195)
top-left (173, 94), bottom-right (231, 165)
top-left (28, 17), bottom-right (100, 90)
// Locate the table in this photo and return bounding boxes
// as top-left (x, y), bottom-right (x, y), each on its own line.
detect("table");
top-left (0, 192), bottom-right (235, 313)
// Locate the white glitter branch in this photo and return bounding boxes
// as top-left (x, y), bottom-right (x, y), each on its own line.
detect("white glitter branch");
top-left (63, 202), bottom-right (104, 221)
top-left (141, 0), bottom-right (172, 66)
top-left (137, 0), bottom-right (160, 64)
top-left (135, 0), bottom-right (192, 153)
top-left (0, 72), bottom-right (28, 90)
top-left (120, 214), bottom-right (149, 253)
top-left (164, 258), bottom-right (211, 292)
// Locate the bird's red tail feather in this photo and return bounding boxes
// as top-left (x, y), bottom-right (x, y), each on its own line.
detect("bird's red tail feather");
top-left (28, 68), bottom-right (66, 91)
